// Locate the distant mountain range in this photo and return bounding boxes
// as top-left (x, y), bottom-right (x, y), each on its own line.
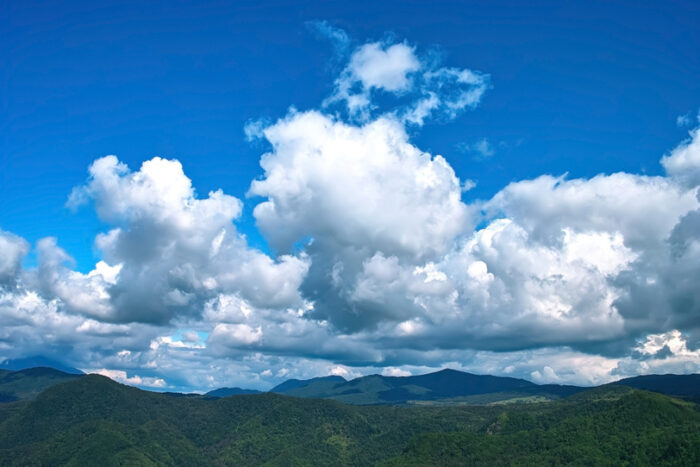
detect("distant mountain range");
top-left (265, 369), bottom-right (583, 405)
top-left (2, 360), bottom-right (700, 406)
top-left (231, 368), bottom-right (700, 405)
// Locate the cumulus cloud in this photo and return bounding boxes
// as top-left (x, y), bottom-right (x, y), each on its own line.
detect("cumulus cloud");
top-left (250, 112), bottom-right (468, 258)
top-left (67, 155), bottom-right (309, 323)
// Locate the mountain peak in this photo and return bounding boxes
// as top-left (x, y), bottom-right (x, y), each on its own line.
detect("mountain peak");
top-left (270, 375), bottom-right (346, 393)
top-left (0, 356), bottom-right (83, 375)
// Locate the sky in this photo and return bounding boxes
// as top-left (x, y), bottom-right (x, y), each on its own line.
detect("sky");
top-left (1, 0), bottom-right (699, 392)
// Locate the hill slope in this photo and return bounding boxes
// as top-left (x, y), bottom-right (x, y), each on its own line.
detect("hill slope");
top-left (384, 388), bottom-right (700, 466)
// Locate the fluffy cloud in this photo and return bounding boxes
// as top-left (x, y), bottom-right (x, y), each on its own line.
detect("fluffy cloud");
top-left (250, 112), bottom-right (468, 258)
top-left (327, 41), bottom-right (421, 117)
top-left (485, 173), bottom-right (697, 250)
top-left (346, 42), bottom-right (420, 92)
top-left (661, 126), bottom-right (700, 188)
top-left (67, 155), bottom-right (309, 323)
top-left (248, 110), bottom-right (471, 332)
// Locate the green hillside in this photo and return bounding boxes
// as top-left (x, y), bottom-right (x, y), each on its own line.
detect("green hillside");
top-left (0, 375), bottom-right (697, 465)
top-left (384, 388), bottom-right (700, 466)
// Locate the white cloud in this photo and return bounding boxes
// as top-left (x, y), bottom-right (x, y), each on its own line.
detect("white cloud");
top-left (324, 33), bottom-right (488, 125)
top-left (349, 42), bottom-right (420, 92)
top-left (210, 323), bottom-right (263, 346)
top-left (458, 138), bottom-right (495, 159)
top-left (661, 126), bottom-right (700, 188)
top-left (250, 111), bottom-right (468, 259)
top-left (635, 329), bottom-right (698, 357)
top-left (66, 155), bottom-right (309, 323)
top-left (328, 42), bottom-right (420, 118)
top-left (485, 172), bottom-right (698, 250)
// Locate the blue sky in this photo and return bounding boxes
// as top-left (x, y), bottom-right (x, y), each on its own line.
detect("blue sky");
top-left (4, 0), bottom-right (698, 269)
top-left (1, 0), bottom-right (700, 391)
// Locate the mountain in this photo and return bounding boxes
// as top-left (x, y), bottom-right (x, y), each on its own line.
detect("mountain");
top-left (205, 387), bottom-right (261, 397)
top-left (0, 374), bottom-right (696, 465)
top-left (0, 356), bottom-right (83, 375)
top-left (0, 367), bottom-right (83, 402)
top-left (610, 373), bottom-right (700, 398)
top-left (272, 368), bottom-right (585, 405)
top-left (270, 375), bottom-right (346, 393)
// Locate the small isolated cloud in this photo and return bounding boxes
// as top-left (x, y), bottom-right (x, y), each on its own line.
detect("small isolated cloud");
top-left (457, 138), bottom-right (495, 159)
top-left (677, 113), bottom-right (692, 127)
top-left (307, 20), bottom-right (350, 57)
top-left (462, 179), bottom-right (477, 192)
top-left (676, 109), bottom-right (699, 127)
top-left (323, 30), bottom-right (489, 125)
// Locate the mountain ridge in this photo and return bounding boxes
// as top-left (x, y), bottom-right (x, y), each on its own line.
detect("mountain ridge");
top-left (3, 362), bottom-right (700, 406)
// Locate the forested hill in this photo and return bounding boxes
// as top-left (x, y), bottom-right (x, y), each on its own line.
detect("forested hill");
top-left (0, 367), bottom-right (82, 402)
top-left (0, 374), bottom-right (698, 465)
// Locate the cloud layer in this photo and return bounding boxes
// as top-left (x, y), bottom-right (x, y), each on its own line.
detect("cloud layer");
top-left (1, 29), bottom-right (699, 391)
